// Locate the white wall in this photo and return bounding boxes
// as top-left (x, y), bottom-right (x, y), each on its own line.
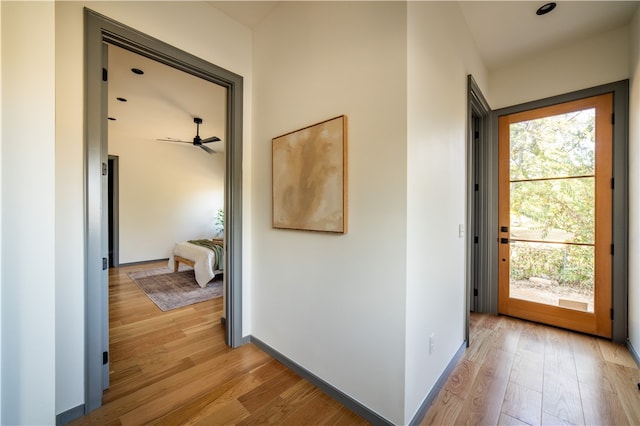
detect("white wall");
top-left (2, 2), bottom-right (56, 424)
top-left (53, 0), bottom-right (253, 417)
top-left (252, 2), bottom-right (408, 423)
top-left (628, 5), bottom-right (640, 359)
top-left (109, 130), bottom-right (225, 263)
top-left (54, 3), bottom-right (85, 419)
top-left (405, 2), bottom-right (488, 421)
top-left (489, 26), bottom-right (630, 109)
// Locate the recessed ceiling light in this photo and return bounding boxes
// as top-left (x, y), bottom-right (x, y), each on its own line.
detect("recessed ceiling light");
top-left (536, 2), bottom-right (556, 15)
top-left (116, 97), bottom-right (127, 102)
top-left (108, 117), bottom-right (116, 121)
top-left (131, 68), bottom-right (144, 75)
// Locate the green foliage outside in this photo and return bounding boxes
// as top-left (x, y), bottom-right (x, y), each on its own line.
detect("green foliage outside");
top-left (510, 243), bottom-right (594, 290)
top-left (509, 108), bottom-right (596, 290)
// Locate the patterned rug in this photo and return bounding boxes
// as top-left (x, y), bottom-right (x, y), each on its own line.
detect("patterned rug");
top-left (128, 266), bottom-right (222, 311)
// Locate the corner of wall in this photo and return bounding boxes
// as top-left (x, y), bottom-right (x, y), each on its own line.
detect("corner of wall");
top-left (405, 2), bottom-right (487, 423)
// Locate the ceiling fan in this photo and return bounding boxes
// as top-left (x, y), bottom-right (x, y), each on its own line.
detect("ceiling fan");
top-left (157, 117), bottom-right (221, 154)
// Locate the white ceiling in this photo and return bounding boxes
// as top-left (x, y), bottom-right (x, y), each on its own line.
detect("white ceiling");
top-left (458, 1), bottom-right (639, 70)
top-left (108, 44), bottom-right (227, 154)
top-left (211, 1), bottom-right (639, 70)
top-left (209, 1), bottom-right (281, 28)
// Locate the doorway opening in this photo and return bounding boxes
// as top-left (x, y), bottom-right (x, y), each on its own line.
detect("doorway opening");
top-left (497, 93), bottom-right (613, 337)
top-left (108, 156), bottom-right (119, 268)
top-left (492, 80), bottom-right (629, 343)
top-left (466, 75), bottom-right (496, 343)
top-left (467, 77), bottom-right (628, 343)
top-left (85, 9), bottom-right (245, 413)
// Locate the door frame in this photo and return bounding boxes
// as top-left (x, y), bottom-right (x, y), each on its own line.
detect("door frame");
top-left (84, 8), bottom-right (245, 413)
top-left (467, 76), bottom-right (498, 317)
top-left (491, 80), bottom-right (629, 343)
top-left (466, 75), bottom-right (495, 345)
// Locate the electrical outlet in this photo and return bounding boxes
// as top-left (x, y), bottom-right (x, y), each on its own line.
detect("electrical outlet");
top-left (429, 333), bottom-right (435, 355)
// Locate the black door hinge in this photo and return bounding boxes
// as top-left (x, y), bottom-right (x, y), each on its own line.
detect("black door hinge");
top-left (103, 351), bottom-right (109, 365)
top-left (473, 289), bottom-right (478, 296)
top-left (611, 244), bottom-right (614, 256)
top-left (611, 178), bottom-right (615, 189)
top-left (103, 257), bottom-right (108, 270)
top-left (611, 113), bottom-right (615, 125)
top-left (102, 162), bottom-right (108, 176)
top-left (610, 308), bottom-right (614, 320)
top-left (474, 236), bottom-right (479, 244)
top-left (474, 183), bottom-right (479, 191)
top-left (474, 130), bottom-right (479, 139)
top-left (102, 68), bottom-right (108, 82)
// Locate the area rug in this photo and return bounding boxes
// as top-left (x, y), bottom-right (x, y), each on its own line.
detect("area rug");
top-left (127, 266), bottom-right (222, 311)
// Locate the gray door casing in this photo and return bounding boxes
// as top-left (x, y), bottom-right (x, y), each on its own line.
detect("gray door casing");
top-left (466, 75), bottom-right (494, 346)
top-left (84, 8), bottom-right (245, 413)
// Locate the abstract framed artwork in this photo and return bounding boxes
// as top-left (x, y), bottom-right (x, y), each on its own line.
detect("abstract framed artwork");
top-left (272, 115), bottom-right (348, 233)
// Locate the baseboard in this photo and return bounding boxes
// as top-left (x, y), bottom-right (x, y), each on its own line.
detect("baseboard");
top-left (249, 336), bottom-right (393, 426)
top-left (408, 340), bottom-right (467, 426)
top-left (116, 258), bottom-right (169, 267)
top-left (627, 339), bottom-right (640, 368)
top-left (56, 404), bottom-right (85, 426)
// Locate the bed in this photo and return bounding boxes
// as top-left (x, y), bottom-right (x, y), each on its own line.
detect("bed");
top-left (168, 239), bottom-right (224, 288)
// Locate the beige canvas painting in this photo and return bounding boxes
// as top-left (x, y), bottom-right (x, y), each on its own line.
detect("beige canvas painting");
top-left (272, 115), bottom-right (347, 233)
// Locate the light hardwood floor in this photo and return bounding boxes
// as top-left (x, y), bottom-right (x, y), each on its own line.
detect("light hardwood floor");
top-left (422, 312), bottom-right (640, 425)
top-left (69, 261), bottom-right (367, 425)
top-left (69, 261), bottom-right (640, 425)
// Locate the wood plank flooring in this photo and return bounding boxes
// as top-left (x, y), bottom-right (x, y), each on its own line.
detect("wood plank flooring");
top-left (69, 261), bottom-right (367, 425)
top-left (68, 261), bottom-right (640, 425)
top-left (422, 313), bottom-right (640, 426)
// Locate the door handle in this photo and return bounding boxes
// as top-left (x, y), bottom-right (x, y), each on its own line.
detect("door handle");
top-left (500, 238), bottom-right (509, 244)
top-left (500, 226), bottom-right (508, 233)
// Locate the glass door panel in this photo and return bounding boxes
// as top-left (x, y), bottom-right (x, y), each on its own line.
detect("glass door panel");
top-left (498, 94), bottom-right (613, 338)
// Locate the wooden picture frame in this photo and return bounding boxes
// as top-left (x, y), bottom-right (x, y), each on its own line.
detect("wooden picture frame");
top-left (272, 115), bottom-right (348, 233)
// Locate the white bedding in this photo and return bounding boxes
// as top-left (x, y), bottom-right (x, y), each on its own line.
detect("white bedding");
top-left (168, 242), bottom-right (221, 288)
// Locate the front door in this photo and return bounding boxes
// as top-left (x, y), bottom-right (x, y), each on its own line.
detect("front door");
top-left (497, 93), bottom-right (613, 338)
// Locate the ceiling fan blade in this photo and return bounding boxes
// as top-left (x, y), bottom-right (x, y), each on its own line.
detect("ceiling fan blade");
top-left (156, 138), bottom-right (191, 144)
top-left (201, 136), bottom-right (221, 144)
top-left (199, 145), bottom-right (217, 155)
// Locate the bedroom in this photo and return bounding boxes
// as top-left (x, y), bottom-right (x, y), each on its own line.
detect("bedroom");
top-left (107, 44), bottom-right (226, 268)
